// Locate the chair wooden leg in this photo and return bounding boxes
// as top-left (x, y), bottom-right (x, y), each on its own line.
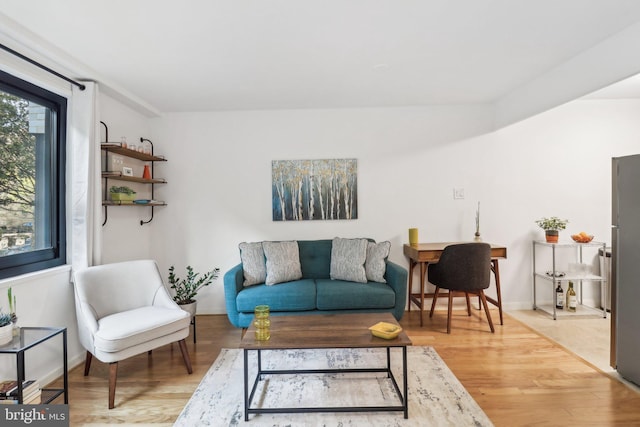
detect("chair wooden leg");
top-left (479, 290), bottom-right (495, 333)
top-left (84, 351), bottom-right (92, 376)
top-left (178, 339), bottom-right (193, 374)
top-left (109, 362), bottom-right (118, 409)
top-left (465, 292), bottom-right (472, 316)
top-left (447, 291), bottom-right (453, 334)
top-left (429, 287), bottom-right (440, 318)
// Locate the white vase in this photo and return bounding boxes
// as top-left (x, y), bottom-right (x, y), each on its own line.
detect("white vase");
top-left (180, 301), bottom-right (197, 319)
top-left (0, 324), bottom-right (13, 346)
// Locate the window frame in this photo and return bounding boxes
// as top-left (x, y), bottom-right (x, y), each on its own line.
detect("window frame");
top-left (0, 69), bottom-right (67, 279)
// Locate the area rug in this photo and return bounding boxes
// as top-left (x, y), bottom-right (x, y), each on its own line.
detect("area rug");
top-left (174, 346), bottom-right (493, 427)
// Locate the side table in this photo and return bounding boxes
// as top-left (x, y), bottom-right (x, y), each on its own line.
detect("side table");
top-left (0, 326), bottom-right (68, 404)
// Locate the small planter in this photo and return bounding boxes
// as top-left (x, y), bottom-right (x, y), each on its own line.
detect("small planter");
top-left (0, 324), bottom-right (13, 346)
top-left (545, 230), bottom-right (559, 243)
top-left (111, 192), bottom-right (136, 202)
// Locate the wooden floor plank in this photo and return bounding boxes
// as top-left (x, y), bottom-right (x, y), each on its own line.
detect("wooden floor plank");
top-left (45, 310), bottom-right (640, 426)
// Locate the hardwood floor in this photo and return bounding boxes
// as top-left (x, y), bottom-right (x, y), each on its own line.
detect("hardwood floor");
top-left (47, 310), bottom-right (640, 426)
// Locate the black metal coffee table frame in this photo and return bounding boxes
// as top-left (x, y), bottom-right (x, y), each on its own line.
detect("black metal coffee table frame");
top-left (243, 345), bottom-right (408, 421)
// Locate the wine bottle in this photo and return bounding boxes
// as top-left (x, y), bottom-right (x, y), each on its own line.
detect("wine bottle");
top-left (566, 281), bottom-right (577, 312)
top-left (555, 284), bottom-right (564, 309)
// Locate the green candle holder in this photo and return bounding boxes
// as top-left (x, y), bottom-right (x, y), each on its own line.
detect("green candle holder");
top-left (254, 305), bottom-right (270, 341)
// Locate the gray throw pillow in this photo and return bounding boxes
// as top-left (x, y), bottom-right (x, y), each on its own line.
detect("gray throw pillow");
top-left (263, 241), bottom-right (302, 285)
top-left (330, 237), bottom-right (368, 283)
top-left (365, 241), bottom-right (391, 283)
top-left (239, 242), bottom-right (266, 286)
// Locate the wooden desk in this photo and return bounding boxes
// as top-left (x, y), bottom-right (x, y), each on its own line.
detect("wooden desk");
top-left (403, 242), bottom-right (507, 327)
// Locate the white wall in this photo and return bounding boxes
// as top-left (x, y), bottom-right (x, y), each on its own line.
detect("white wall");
top-left (99, 93), bottom-right (155, 263)
top-left (147, 99), bottom-right (640, 315)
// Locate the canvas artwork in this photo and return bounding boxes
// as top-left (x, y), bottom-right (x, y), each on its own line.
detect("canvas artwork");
top-left (272, 159), bottom-right (358, 221)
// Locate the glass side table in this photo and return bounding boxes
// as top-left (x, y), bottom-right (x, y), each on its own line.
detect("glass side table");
top-left (0, 326), bottom-right (68, 404)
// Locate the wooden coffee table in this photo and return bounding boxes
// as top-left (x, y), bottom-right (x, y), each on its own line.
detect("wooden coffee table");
top-left (239, 312), bottom-right (412, 421)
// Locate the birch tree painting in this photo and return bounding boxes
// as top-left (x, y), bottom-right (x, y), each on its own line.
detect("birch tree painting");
top-left (272, 159), bottom-right (358, 221)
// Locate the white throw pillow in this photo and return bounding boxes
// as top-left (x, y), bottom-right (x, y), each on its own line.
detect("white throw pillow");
top-left (365, 241), bottom-right (391, 283)
top-left (239, 242), bottom-right (266, 286)
top-left (330, 237), bottom-right (368, 283)
top-left (263, 241), bottom-right (302, 285)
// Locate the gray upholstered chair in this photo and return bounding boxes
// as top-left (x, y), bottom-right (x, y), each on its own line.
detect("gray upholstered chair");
top-left (427, 243), bottom-right (495, 334)
top-left (73, 259), bottom-right (193, 408)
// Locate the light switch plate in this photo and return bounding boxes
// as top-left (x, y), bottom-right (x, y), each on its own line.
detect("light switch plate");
top-left (453, 188), bottom-right (465, 199)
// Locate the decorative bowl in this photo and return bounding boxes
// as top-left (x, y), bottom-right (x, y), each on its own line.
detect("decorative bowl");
top-left (571, 233), bottom-right (594, 243)
top-left (369, 322), bottom-right (402, 340)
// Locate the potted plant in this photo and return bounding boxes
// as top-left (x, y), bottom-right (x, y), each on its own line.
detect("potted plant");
top-left (109, 185), bottom-right (136, 202)
top-left (168, 265), bottom-right (220, 317)
top-left (0, 312), bottom-right (12, 346)
top-left (535, 216), bottom-right (569, 243)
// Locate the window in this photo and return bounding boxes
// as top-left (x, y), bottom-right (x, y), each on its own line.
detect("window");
top-left (0, 69), bottom-right (66, 279)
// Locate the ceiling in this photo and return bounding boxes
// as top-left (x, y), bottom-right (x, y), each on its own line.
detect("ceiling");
top-left (2, 0), bottom-right (640, 114)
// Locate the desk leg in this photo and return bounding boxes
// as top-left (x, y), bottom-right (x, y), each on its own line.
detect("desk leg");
top-left (420, 261), bottom-right (426, 327)
top-left (408, 260), bottom-right (416, 313)
top-left (488, 259), bottom-right (504, 325)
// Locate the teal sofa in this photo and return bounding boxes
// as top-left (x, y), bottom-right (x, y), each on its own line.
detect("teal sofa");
top-left (223, 239), bottom-right (408, 328)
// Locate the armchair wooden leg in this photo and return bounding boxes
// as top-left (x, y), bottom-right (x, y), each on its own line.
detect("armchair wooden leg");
top-left (479, 290), bottom-right (495, 333)
top-left (109, 362), bottom-right (118, 409)
top-left (465, 293), bottom-right (472, 316)
top-left (447, 291), bottom-right (454, 334)
top-left (84, 351), bottom-right (92, 376)
top-left (178, 339), bottom-right (193, 374)
top-left (429, 287), bottom-right (440, 318)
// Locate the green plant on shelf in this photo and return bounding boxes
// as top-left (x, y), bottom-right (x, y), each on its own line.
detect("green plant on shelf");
top-left (109, 186), bottom-right (136, 195)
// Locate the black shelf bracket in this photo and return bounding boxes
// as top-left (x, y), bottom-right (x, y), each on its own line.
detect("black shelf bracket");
top-left (101, 121), bottom-right (109, 226)
top-left (139, 138), bottom-right (155, 226)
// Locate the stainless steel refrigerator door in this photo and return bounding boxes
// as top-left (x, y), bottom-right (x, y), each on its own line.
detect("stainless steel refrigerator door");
top-left (613, 154), bottom-right (640, 385)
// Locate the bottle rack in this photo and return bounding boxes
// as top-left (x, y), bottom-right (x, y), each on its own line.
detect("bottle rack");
top-left (532, 240), bottom-right (608, 320)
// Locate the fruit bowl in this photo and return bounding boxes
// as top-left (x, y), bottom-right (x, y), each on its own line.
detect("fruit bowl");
top-left (369, 322), bottom-right (403, 340)
top-left (571, 233), bottom-right (594, 243)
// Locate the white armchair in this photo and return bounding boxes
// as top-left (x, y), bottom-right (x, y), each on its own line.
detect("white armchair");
top-left (73, 259), bottom-right (192, 409)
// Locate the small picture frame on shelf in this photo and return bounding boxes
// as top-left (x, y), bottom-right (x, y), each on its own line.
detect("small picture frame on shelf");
top-left (122, 166), bottom-right (133, 177)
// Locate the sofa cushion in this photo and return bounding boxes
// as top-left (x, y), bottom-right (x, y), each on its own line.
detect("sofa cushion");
top-left (298, 239), bottom-right (333, 279)
top-left (239, 242), bottom-right (266, 286)
top-left (236, 279), bottom-right (316, 312)
top-left (316, 279), bottom-right (396, 310)
top-left (330, 237), bottom-right (368, 283)
top-left (263, 241), bottom-right (303, 285)
top-left (365, 241), bottom-right (391, 283)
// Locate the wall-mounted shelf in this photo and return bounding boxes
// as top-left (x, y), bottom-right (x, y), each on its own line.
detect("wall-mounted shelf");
top-left (101, 171), bottom-right (167, 184)
top-left (102, 201), bottom-right (167, 207)
top-left (101, 143), bottom-right (167, 162)
top-left (100, 122), bottom-right (167, 226)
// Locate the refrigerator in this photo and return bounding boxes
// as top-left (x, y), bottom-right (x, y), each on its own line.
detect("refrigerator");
top-left (612, 154), bottom-right (640, 385)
